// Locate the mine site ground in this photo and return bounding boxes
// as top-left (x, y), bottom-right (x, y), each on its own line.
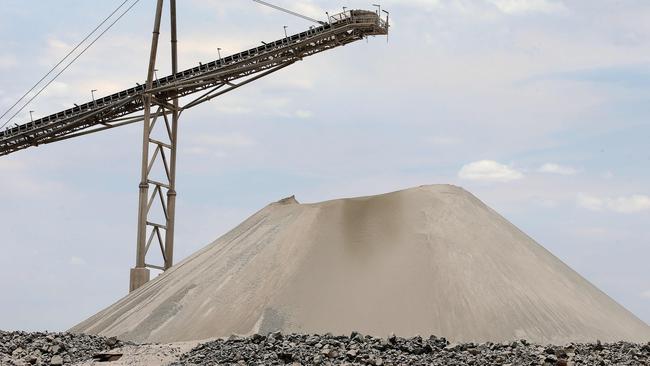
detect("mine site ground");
top-left (2, 331), bottom-right (650, 366)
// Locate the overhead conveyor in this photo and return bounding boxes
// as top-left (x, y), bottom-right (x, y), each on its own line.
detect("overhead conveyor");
top-left (0, 10), bottom-right (388, 157)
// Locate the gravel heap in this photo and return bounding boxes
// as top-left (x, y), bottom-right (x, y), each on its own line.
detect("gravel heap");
top-left (72, 185), bottom-right (650, 345)
top-left (0, 331), bottom-right (124, 365)
top-left (172, 332), bottom-right (650, 366)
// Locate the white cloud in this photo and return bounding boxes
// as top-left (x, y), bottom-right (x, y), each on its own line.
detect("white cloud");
top-left (573, 227), bottom-right (613, 240)
top-left (45, 38), bottom-right (74, 62)
top-left (214, 103), bottom-right (252, 115)
top-left (0, 159), bottom-right (26, 172)
top-left (424, 136), bottom-right (461, 146)
top-left (178, 37), bottom-right (251, 62)
top-left (41, 81), bottom-right (70, 97)
top-left (458, 160), bottom-right (524, 182)
top-left (262, 97), bottom-right (292, 109)
top-left (0, 55), bottom-right (17, 69)
top-left (607, 195), bottom-right (650, 213)
top-left (187, 147), bottom-right (209, 155)
top-left (294, 110), bottom-right (313, 119)
top-left (69, 256), bottom-right (86, 266)
top-left (577, 193), bottom-right (604, 211)
top-left (270, 77), bottom-right (314, 91)
top-left (538, 163), bottom-right (577, 175)
top-left (0, 159), bottom-right (66, 197)
top-left (577, 193), bottom-right (650, 214)
top-left (641, 290), bottom-right (650, 300)
top-left (383, 0), bottom-right (442, 11)
top-left (602, 171), bottom-right (614, 180)
top-left (193, 133), bottom-right (255, 148)
top-left (187, 146), bottom-right (228, 158)
top-left (489, 0), bottom-right (567, 15)
top-left (47, 38), bottom-right (70, 51)
top-left (293, 2), bottom-right (327, 21)
top-left (533, 197), bottom-right (558, 208)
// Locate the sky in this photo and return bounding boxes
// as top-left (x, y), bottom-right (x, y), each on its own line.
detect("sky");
top-left (0, 0), bottom-right (649, 332)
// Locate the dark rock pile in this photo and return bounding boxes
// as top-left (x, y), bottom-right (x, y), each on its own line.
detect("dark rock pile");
top-left (0, 331), bottom-right (124, 365)
top-left (172, 332), bottom-right (650, 366)
top-left (2, 331), bottom-right (648, 365)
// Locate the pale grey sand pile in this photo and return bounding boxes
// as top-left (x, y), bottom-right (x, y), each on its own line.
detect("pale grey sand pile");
top-left (72, 185), bottom-right (650, 344)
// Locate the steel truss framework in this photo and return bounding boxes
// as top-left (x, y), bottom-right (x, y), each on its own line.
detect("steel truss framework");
top-left (131, 0), bottom-right (179, 292)
top-left (0, 11), bottom-right (388, 156)
top-left (0, 4), bottom-right (388, 292)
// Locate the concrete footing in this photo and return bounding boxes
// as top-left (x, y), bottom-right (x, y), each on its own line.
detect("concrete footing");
top-left (129, 267), bottom-right (150, 293)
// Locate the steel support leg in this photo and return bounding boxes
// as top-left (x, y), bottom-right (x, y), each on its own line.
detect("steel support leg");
top-left (130, 0), bottom-right (166, 292)
top-left (164, 0), bottom-right (179, 270)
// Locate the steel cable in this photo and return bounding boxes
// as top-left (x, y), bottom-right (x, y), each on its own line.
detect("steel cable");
top-left (1, 0), bottom-right (140, 129)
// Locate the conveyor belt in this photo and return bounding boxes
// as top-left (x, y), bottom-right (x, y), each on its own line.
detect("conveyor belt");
top-left (0, 10), bottom-right (388, 156)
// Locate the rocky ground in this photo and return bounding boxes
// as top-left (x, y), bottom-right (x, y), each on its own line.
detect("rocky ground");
top-left (172, 333), bottom-right (650, 366)
top-left (0, 331), bottom-right (124, 365)
top-left (1, 331), bottom-right (649, 365)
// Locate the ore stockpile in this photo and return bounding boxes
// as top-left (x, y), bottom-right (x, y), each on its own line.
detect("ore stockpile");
top-left (0, 331), bottom-right (124, 366)
top-left (2, 331), bottom-right (650, 365)
top-left (72, 185), bottom-right (650, 345)
top-left (173, 333), bottom-right (650, 366)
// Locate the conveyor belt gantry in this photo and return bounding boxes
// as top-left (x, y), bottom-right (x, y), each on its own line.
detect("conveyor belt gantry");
top-left (0, 10), bottom-right (388, 157)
